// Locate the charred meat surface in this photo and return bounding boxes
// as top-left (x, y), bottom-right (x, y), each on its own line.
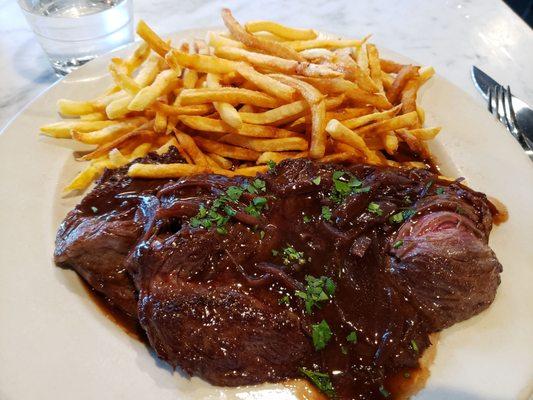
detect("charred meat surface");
top-left (55, 154), bottom-right (502, 398)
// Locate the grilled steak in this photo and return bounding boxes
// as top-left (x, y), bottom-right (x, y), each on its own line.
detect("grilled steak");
top-left (55, 153), bottom-right (502, 398)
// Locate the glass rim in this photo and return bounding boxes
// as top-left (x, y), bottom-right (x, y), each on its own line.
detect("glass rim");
top-left (18, 0), bottom-right (131, 19)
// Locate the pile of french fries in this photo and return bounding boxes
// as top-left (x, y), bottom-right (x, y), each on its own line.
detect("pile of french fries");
top-left (41, 8), bottom-right (440, 193)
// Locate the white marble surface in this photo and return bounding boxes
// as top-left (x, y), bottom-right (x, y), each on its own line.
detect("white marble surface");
top-left (0, 0), bottom-right (532, 131)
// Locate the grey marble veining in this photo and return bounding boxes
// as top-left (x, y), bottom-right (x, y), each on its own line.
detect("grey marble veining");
top-left (0, 0), bottom-right (532, 131)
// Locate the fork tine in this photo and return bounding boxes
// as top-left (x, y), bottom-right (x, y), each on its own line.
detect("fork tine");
top-left (496, 85), bottom-right (508, 125)
top-left (503, 86), bottom-right (525, 142)
top-left (487, 86), bottom-right (494, 113)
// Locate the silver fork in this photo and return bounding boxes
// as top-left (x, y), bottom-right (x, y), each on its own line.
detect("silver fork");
top-left (487, 84), bottom-right (533, 160)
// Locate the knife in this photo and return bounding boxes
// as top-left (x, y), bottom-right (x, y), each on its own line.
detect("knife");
top-left (471, 66), bottom-right (533, 148)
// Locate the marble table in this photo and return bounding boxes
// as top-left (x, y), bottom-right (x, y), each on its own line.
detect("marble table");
top-left (0, 0), bottom-right (532, 131)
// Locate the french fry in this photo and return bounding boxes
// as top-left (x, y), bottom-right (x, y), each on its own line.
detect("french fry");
top-left (325, 119), bottom-right (379, 163)
top-left (326, 107), bottom-right (373, 121)
top-left (396, 129), bottom-right (430, 157)
top-left (109, 58), bottom-right (141, 95)
top-left (214, 46), bottom-right (342, 78)
top-left (221, 8), bottom-right (304, 61)
top-left (331, 49), bottom-right (378, 93)
top-left (206, 73), bottom-right (242, 129)
top-left (108, 148), bottom-right (129, 166)
top-left (179, 87), bottom-right (281, 108)
top-left (179, 115), bottom-right (296, 138)
top-left (165, 49), bottom-right (237, 74)
top-left (342, 105), bottom-right (401, 129)
top-left (236, 63), bottom-right (296, 102)
top-left (175, 131), bottom-right (210, 166)
top-left (128, 163), bottom-right (210, 178)
top-left (270, 74), bottom-right (326, 158)
top-left (418, 66), bottom-right (435, 86)
top-left (299, 48), bottom-right (334, 62)
top-left (136, 20), bottom-right (170, 58)
top-left (134, 56), bottom-right (161, 87)
top-left (245, 21), bottom-right (317, 40)
top-left (106, 95), bottom-right (133, 119)
top-left (286, 39), bottom-right (364, 51)
top-left (220, 134), bottom-right (308, 152)
top-left (386, 65), bottom-right (419, 104)
top-left (193, 136), bottom-right (260, 160)
top-left (129, 142), bottom-right (153, 159)
top-left (80, 129), bottom-right (156, 161)
top-left (154, 111), bottom-right (167, 133)
top-left (366, 44), bottom-right (384, 93)
top-left (355, 45), bottom-right (369, 76)
top-left (64, 161), bottom-right (108, 192)
top-left (57, 99), bottom-right (99, 116)
top-left (80, 112), bottom-right (107, 121)
top-left (404, 127), bottom-right (441, 140)
top-left (72, 118), bottom-right (147, 145)
top-left (416, 105), bottom-right (425, 125)
top-left (128, 69), bottom-right (179, 111)
top-left (216, 165), bottom-right (268, 177)
top-left (206, 31), bottom-right (245, 49)
top-left (40, 120), bottom-right (117, 138)
top-left (151, 103), bottom-right (214, 116)
top-left (256, 151), bottom-right (308, 164)
top-left (352, 111), bottom-right (419, 136)
top-left (207, 152), bottom-right (233, 169)
top-left (156, 137), bottom-right (179, 155)
top-left (380, 58), bottom-right (403, 73)
top-left (381, 131), bottom-right (399, 155)
top-left (239, 100), bottom-right (308, 125)
top-left (319, 152), bottom-right (358, 163)
top-left (125, 41), bottom-right (151, 74)
top-left (401, 78), bottom-right (419, 114)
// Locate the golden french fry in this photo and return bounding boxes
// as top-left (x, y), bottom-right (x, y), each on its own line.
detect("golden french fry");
top-left (64, 162), bottom-right (107, 192)
top-left (331, 49), bottom-right (378, 93)
top-left (403, 161), bottom-right (428, 169)
top-left (418, 66), bottom-right (435, 86)
top-left (380, 58), bottom-right (404, 73)
top-left (136, 20), bottom-right (170, 58)
top-left (342, 105), bottom-right (401, 129)
top-left (381, 131), bottom-right (399, 155)
top-left (154, 111), bottom-right (167, 133)
top-left (239, 100), bottom-right (307, 125)
top-left (72, 118), bottom-right (147, 145)
top-left (109, 58), bottom-right (141, 95)
top-left (179, 87), bottom-right (281, 108)
top-left (128, 163), bottom-right (210, 178)
top-left (386, 65), bottom-right (419, 104)
top-left (366, 44), bottom-right (384, 93)
top-left (326, 107), bottom-right (373, 121)
top-left (319, 152), bottom-right (358, 163)
top-left (404, 127), bottom-right (441, 140)
top-left (40, 120), bottom-right (117, 138)
top-left (353, 111), bottom-right (419, 136)
top-left (80, 129), bottom-right (156, 161)
top-left (220, 134), bottom-right (308, 152)
top-left (245, 21), bottom-right (317, 40)
top-left (206, 73), bottom-right (243, 129)
top-left (214, 46), bottom-right (342, 78)
top-left (175, 131), bottom-right (210, 166)
top-left (299, 48), bottom-right (334, 62)
top-left (106, 95), bottom-right (133, 119)
top-left (207, 152), bottom-right (233, 169)
top-left (256, 151), bottom-right (308, 164)
top-left (325, 119), bottom-right (379, 163)
top-left (193, 136), bottom-right (259, 160)
top-left (416, 105), bottom-right (426, 125)
top-left (355, 45), bottom-right (369, 76)
top-left (151, 103), bottom-right (214, 116)
top-left (128, 69), bottom-right (179, 111)
top-left (129, 142), bottom-right (153, 159)
top-left (270, 74), bottom-right (326, 158)
top-left (221, 8), bottom-right (304, 61)
top-left (381, 72), bottom-right (394, 91)
top-left (57, 99), bottom-right (99, 116)
top-left (165, 49), bottom-right (237, 74)
top-left (401, 78), bottom-right (419, 114)
top-left (236, 63), bottom-right (296, 102)
top-left (156, 137), bottom-right (179, 155)
top-left (80, 112), bottom-right (107, 121)
top-left (179, 115), bottom-right (296, 138)
top-left (206, 31), bottom-right (244, 49)
top-left (134, 56), bottom-right (161, 87)
top-left (286, 39), bottom-right (364, 51)
top-left (125, 41), bottom-right (151, 74)
top-left (396, 129), bottom-right (430, 158)
top-left (216, 165), bottom-right (268, 177)
top-left (108, 148), bottom-right (129, 166)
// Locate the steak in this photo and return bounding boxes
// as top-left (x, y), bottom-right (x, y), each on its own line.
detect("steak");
top-left (55, 153), bottom-right (502, 398)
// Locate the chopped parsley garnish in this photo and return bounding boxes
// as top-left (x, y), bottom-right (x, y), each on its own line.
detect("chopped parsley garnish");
top-left (329, 170), bottom-right (366, 203)
top-left (402, 209), bottom-right (416, 220)
top-left (272, 249), bottom-right (279, 256)
top-left (90, 206), bottom-right (98, 213)
top-left (312, 320), bottom-right (332, 350)
top-left (295, 275), bottom-right (335, 314)
top-left (267, 160), bottom-right (277, 172)
top-left (367, 202), bottom-right (383, 216)
top-left (424, 179), bottom-right (434, 193)
top-left (243, 178), bottom-right (266, 194)
top-left (346, 331), bottom-right (357, 343)
top-left (190, 205), bottom-right (230, 232)
top-left (341, 346), bottom-right (348, 355)
top-left (436, 187), bottom-right (445, 195)
top-left (379, 385), bottom-right (390, 398)
top-left (411, 339), bottom-right (419, 353)
top-left (389, 211), bottom-right (404, 224)
top-left (278, 294), bottom-right (290, 305)
top-left (244, 196), bottom-right (268, 217)
top-left (321, 206), bottom-right (332, 221)
top-left (312, 176), bottom-right (321, 185)
top-left (303, 215), bottom-right (311, 223)
top-left (259, 230), bottom-right (265, 240)
top-left (282, 245), bottom-right (306, 265)
top-left (226, 185), bottom-right (244, 201)
top-left (300, 368), bottom-right (335, 397)
top-left (392, 240), bottom-right (404, 249)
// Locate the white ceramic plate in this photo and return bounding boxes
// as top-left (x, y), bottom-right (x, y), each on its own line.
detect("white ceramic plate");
top-left (1, 29), bottom-right (532, 400)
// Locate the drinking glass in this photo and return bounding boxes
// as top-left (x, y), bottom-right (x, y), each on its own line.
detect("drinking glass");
top-left (18, 0), bottom-right (134, 76)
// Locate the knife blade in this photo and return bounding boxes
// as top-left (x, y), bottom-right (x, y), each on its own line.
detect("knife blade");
top-left (471, 66), bottom-right (533, 145)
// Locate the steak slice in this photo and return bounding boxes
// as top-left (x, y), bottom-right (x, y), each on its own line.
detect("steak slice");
top-left (123, 159), bottom-right (502, 397)
top-left (54, 148), bottom-right (182, 317)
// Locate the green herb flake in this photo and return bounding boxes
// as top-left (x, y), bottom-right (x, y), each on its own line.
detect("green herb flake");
top-left (267, 160), bottom-right (277, 172)
top-left (278, 294), bottom-right (290, 305)
top-left (259, 230), bottom-right (265, 240)
top-left (282, 245), bottom-right (306, 266)
top-left (90, 206), bottom-right (98, 213)
top-left (346, 331), bottom-right (357, 343)
top-left (303, 215), bottom-right (311, 223)
top-left (436, 187), bottom-right (445, 195)
top-left (329, 170), bottom-right (363, 203)
top-left (312, 176), bottom-right (321, 185)
top-left (379, 385), bottom-right (390, 398)
top-left (392, 240), bottom-right (404, 249)
top-left (216, 226), bottom-right (227, 235)
top-left (321, 206), bottom-right (332, 221)
top-left (411, 339), bottom-right (419, 353)
top-left (367, 202), bottom-right (383, 216)
top-left (389, 211), bottom-right (404, 224)
top-left (300, 368), bottom-right (335, 397)
top-left (272, 249), bottom-right (279, 256)
top-left (226, 186), bottom-right (244, 201)
top-left (296, 275), bottom-right (336, 314)
top-left (252, 178), bottom-right (266, 192)
top-left (312, 320), bottom-right (332, 350)
top-left (402, 209), bottom-right (416, 220)
top-left (341, 346), bottom-right (348, 355)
